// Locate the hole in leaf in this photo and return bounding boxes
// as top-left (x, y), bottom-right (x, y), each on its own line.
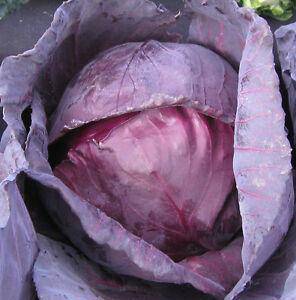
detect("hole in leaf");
top-left (21, 106), bottom-right (32, 134)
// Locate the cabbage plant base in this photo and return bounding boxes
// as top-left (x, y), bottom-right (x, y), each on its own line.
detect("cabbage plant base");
top-left (0, 0), bottom-right (293, 299)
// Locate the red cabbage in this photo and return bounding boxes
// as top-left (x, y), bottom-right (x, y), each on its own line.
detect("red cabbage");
top-left (0, 0), bottom-right (293, 299)
top-left (54, 106), bottom-right (240, 261)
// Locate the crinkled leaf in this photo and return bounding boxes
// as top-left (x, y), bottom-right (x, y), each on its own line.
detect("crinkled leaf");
top-left (239, 21), bottom-right (296, 300)
top-left (0, 88), bottom-right (37, 300)
top-left (0, 135), bottom-right (28, 227)
top-left (225, 4), bottom-right (293, 299)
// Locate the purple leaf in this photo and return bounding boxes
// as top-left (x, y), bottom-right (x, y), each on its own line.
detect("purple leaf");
top-left (0, 181), bottom-right (38, 300)
top-left (49, 41), bottom-right (238, 142)
top-left (275, 22), bottom-right (296, 146)
top-left (54, 106), bottom-right (239, 261)
top-left (180, 237), bottom-right (243, 294)
top-left (34, 235), bottom-right (214, 300)
top-left (234, 20), bottom-right (296, 300)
